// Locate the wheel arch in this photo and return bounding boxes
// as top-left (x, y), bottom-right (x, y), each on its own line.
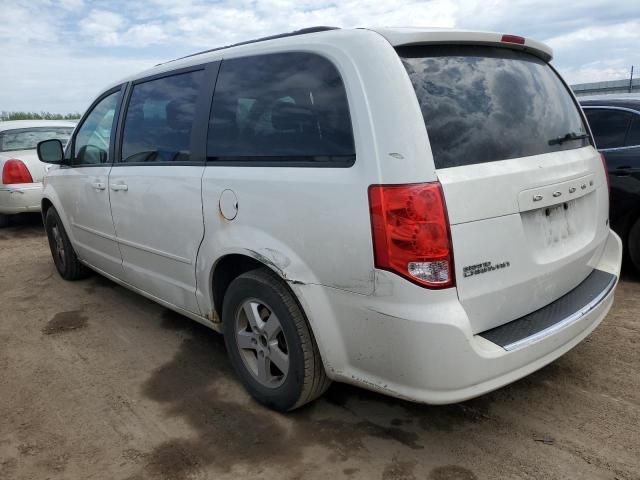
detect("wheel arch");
top-left (210, 253), bottom-right (270, 319)
top-left (626, 209), bottom-right (640, 267)
top-left (41, 197), bottom-right (54, 222)
top-left (207, 249), bottom-right (332, 364)
top-left (613, 207), bottom-right (640, 249)
top-left (209, 250), bottom-right (314, 317)
top-left (40, 194), bottom-right (77, 248)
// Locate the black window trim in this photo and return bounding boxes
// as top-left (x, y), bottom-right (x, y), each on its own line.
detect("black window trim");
top-left (205, 52), bottom-right (357, 169)
top-left (582, 105), bottom-right (640, 151)
top-left (114, 62), bottom-right (219, 167)
top-left (65, 84), bottom-right (125, 168)
top-left (206, 154), bottom-right (357, 168)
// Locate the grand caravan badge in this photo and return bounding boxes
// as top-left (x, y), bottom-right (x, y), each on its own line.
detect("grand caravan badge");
top-left (463, 261), bottom-right (511, 278)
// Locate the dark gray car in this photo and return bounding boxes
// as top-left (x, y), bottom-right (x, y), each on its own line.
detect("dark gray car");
top-left (581, 95), bottom-right (640, 271)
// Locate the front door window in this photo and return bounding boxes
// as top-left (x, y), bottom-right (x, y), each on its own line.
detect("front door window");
top-left (73, 91), bottom-right (121, 165)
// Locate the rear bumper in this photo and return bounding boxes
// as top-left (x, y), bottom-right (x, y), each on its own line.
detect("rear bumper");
top-left (478, 268), bottom-right (616, 351)
top-left (0, 183), bottom-right (43, 214)
top-left (294, 229), bottom-right (622, 404)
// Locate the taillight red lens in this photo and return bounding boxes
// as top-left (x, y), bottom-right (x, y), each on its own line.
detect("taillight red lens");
top-left (368, 182), bottom-right (455, 288)
top-left (2, 159), bottom-right (33, 185)
top-left (501, 34), bottom-right (525, 45)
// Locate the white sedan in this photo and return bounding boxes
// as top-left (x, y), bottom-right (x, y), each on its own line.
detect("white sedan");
top-left (0, 120), bottom-right (75, 227)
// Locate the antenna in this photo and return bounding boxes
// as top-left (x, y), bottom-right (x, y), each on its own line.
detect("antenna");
top-left (630, 66), bottom-right (635, 93)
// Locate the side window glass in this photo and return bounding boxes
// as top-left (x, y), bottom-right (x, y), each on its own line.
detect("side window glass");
top-left (207, 52), bottom-right (355, 164)
top-left (73, 90), bottom-right (121, 165)
top-left (585, 109), bottom-right (632, 149)
top-left (121, 70), bottom-right (203, 163)
top-left (626, 116), bottom-right (640, 147)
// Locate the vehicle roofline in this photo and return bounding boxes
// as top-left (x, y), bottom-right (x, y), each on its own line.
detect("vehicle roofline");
top-left (99, 26), bottom-right (553, 93)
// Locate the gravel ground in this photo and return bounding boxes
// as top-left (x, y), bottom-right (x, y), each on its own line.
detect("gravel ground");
top-left (1, 214), bottom-right (639, 480)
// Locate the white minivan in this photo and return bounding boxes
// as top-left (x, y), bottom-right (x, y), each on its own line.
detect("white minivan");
top-left (37, 27), bottom-right (622, 411)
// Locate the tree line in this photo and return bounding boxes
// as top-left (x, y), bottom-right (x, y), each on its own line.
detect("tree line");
top-left (1, 111), bottom-right (81, 121)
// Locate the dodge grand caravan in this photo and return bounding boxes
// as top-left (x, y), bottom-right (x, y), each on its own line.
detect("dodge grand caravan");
top-left (37, 27), bottom-right (622, 411)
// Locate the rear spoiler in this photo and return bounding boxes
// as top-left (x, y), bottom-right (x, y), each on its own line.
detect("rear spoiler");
top-left (368, 28), bottom-right (553, 63)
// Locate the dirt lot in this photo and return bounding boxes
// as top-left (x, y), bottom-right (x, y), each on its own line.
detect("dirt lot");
top-left (1, 215), bottom-right (639, 480)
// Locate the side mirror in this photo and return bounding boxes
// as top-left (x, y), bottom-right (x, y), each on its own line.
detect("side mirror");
top-left (37, 139), bottom-right (65, 164)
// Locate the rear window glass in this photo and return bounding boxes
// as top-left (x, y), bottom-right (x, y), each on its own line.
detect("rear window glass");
top-left (398, 46), bottom-right (589, 169)
top-left (207, 52), bottom-right (355, 166)
top-left (0, 127), bottom-right (73, 152)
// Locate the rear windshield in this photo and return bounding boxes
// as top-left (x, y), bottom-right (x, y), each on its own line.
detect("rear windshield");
top-left (398, 46), bottom-right (589, 169)
top-left (0, 127), bottom-right (73, 152)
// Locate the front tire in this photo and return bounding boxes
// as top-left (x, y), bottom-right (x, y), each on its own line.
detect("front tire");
top-left (628, 217), bottom-right (640, 274)
top-left (45, 208), bottom-right (90, 280)
top-left (222, 268), bottom-right (330, 411)
top-left (0, 214), bottom-right (8, 228)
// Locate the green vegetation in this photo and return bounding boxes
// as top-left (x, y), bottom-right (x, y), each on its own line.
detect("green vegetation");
top-left (1, 111), bottom-right (81, 121)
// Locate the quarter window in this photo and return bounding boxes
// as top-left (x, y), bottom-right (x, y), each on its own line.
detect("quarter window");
top-left (584, 109), bottom-right (632, 150)
top-left (121, 70), bottom-right (204, 163)
top-left (626, 116), bottom-right (640, 147)
top-left (74, 90), bottom-right (121, 165)
top-left (207, 52), bottom-right (355, 165)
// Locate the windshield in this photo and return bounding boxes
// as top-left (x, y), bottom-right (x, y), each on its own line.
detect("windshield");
top-left (398, 45), bottom-right (589, 169)
top-left (0, 127), bottom-right (74, 152)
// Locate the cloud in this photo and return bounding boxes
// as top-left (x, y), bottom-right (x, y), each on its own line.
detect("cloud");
top-left (79, 9), bottom-right (126, 45)
top-left (168, 0), bottom-right (458, 47)
top-left (58, 0), bottom-right (85, 10)
top-left (123, 23), bottom-right (169, 46)
top-left (0, 42), bottom-right (161, 113)
top-left (544, 19), bottom-right (639, 84)
top-left (0, 0), bottom-right (638, 113)
top-left (0, 1), bottom-right (60, 44)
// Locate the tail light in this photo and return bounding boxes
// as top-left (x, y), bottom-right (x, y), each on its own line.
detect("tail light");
top-left (501, 34), bottom-right (525, 45)
top-left (368, 182), bottom-right (455, 288)
top-left (2, 159), bottom-right (34, 185)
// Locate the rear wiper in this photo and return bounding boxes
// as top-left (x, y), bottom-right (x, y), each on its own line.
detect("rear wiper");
top-left (548, 132), bottom-right (589, 146)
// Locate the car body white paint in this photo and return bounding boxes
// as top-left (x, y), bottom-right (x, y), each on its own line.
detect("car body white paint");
top-left (0, 120), bottom-right (76, 215)
top-left (41, 27), bottom-right (622, 404)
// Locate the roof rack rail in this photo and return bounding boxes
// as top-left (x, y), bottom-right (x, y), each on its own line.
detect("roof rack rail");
top-left (157, 26), bottom-right (340, 66)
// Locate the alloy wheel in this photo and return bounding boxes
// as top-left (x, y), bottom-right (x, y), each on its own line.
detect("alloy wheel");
top-left (234, 299), bottom-right (290, 388)
top-left (50, 223), bottom-right (66, 271)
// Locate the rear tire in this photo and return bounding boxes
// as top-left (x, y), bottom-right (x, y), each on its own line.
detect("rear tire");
top-left (628, 217), bottom-right (640, 274)
top-left (222, 267), bottom-right (330, 411)
top-left (0, 214), bottom-right (8, 228)
top-left (45, 207), bottom-right (90, 280)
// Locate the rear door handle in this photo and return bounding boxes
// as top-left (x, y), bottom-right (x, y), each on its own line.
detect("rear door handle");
top-left (110, 183), bottom-right (128, 191)
top-left (91, 182), bottom-right (106, 190)
top-left (613, 166), bottom-right (631, 177)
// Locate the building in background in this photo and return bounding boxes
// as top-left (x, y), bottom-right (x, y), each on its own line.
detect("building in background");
top-left (572, 77), bottom-right (639, 97)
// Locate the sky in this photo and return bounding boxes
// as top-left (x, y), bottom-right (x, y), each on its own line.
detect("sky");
top-left (1, 0), bottom-right (638, 113)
